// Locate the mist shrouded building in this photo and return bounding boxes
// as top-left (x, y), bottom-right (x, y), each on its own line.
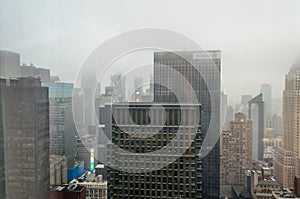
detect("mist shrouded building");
top-left (20, 63), bottom-right (50, 84)
top-left (108, 103), bottom-right (202, 199)
top-left (260, 84), bottom-right (272, 128)
top-left (0, 50), bottom-right (20, 78)
top-left (0, 77), bottom-right (50, 199)
top-left (49, 82), bottom-right (76, 168)
top-left (153, 51), bottom-right (221, 198)
top-left (248, 93), bottom-right (264, 161)
top-left (240, 95), bottom-right (252, 117)
top-left (133, 77), bottom-right (144, 101)
top-left (274, 59), bottom-right (300, 189)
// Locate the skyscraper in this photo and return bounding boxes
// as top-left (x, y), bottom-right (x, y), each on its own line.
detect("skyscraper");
top-left (49, 82), bottom-right (76, 167)
top-left (240, 95), bottom-right (252, 117)
top-left (20, 63), bottom-right (51, 84)
top-left (220, 112), bottom-right (252, 185)
top-left (0, 77), bottom-right (50, 199)
top-left (133, 77), bottom-right (144, 101)
top-left (274, 58), bottom-right (300, 188)
top-left (260, 84), bottom-right (272, 127)
top-left (154, 51), bottom-right (221, 198)
top-left (0, 50), bottom-right (20, 78)
top-left (111, 73), bottom-right (126, 101)
top-left (248, 93), bottom-right (264, 161)
top-left (108, 103), bottom-right (202, 199)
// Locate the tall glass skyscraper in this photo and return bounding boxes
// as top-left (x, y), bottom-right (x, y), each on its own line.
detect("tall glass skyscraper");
top-left (0, 77), bottom-right (50, 199)
top-left (154, 50), bottom-right (221, 198)
top-left (154, 51), bottom-right (221, 198)
top-left (49, 82), bottom-right (76, 168)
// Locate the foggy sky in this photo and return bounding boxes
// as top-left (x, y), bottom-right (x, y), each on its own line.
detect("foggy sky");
top-left (1, 0), bottom-right (300, 105)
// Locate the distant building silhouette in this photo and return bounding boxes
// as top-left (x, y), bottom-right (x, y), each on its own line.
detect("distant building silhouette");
top-left (240, 95), bottom-right (252, 117)
top-left (260, 84), bottom-right (272, 127)
top-left (20, 63), bottom-right (50, 84)
top-left (0, 50), bottom-right (20, 78)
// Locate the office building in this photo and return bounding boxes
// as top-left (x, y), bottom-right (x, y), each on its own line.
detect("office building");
top-left (108, 103), bottom-right (202, 199)
top-left (274, 59), bottom-right (300, 189)
top-left (20, 63), bottom-right (50, 84)
top-left (0, 50), bottom-right (20, 78)
top-left (260, 84), bottom-right (272, 115)
top-left (220, 113), bottom-right (252, 185)
top-left (98, 105), bottom-right (113, 180)
top-left (241, 95), bottom-right (252, 117)
top-left (154, 51), bottom-right (221, 198)
top-left (274, 145), bottom-right (295, 189)
top-left (249, 93), bottom-right (265, 161)
top-left (76, 136), bottom-right (92, 171)
top-left (80, 72), bottom-right (97, 126)
top-left (0, 77), bottom-right (49, 199)
top-left (50, 155), bottom-right (68, 186)
top-left (49, 82), bottom-right (76, 167)
top-left (260, 84), bottom-right (272, 122)
top-left (110, 73), bottom-right (126, 101)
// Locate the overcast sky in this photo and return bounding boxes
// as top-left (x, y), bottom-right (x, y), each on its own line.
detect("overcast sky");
top-left (1, 0), bottom-right (300, 104)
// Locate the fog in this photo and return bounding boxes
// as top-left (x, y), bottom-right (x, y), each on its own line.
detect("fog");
top-left (1, 0), bottom-right (300, 104)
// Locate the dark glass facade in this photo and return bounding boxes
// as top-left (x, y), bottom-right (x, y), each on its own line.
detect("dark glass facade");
top-left (49, 82), bottom-right (76, 168)
top-left (154, 51), bottom-right (221, 198)
top-left (108, 103), bottom-right (202, 199)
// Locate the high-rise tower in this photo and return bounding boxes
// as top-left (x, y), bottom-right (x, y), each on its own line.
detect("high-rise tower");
top-left (0, 50), bottom-right (20, 78)
top-left (0, 77), bottom-right (50, 199)
top-left (248, 93), bottom-right (264, 161)
top-left (220, 112), bottom-right (252, 185)
top-left (260, 84), bottom-right (272, 127)
top-left (154, 51), bottom-right (221, 198)
top-left (274, 58), bottom-right (300, 188)
top-left (49, 82), bottom-right (76, 168)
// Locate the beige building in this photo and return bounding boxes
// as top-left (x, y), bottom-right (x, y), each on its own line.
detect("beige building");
top-left (221, 112), bottom-right (252, 185)
top-left (274, 59), bottom-right (300, 189)
top-left (274, 148), bottom-right (295, 189)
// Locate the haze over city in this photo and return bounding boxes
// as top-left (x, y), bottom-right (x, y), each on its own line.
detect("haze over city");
top-left (2, 1), bottom-right (300, 199)
top-left (1, 0), bottom-right (300, 104)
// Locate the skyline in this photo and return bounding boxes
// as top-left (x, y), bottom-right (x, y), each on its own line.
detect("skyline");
top-left (1, 1), bottom-right (300, 198)
top-left (1, 0), bottom-right (300, 104)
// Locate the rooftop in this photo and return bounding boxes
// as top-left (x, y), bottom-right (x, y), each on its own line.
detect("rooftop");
top-left (257, 179), bottom-right (280, 187)
top-left (272, 189), bottom-right (300, 198)
top-left (51, 184), bottom-right (85, 192)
